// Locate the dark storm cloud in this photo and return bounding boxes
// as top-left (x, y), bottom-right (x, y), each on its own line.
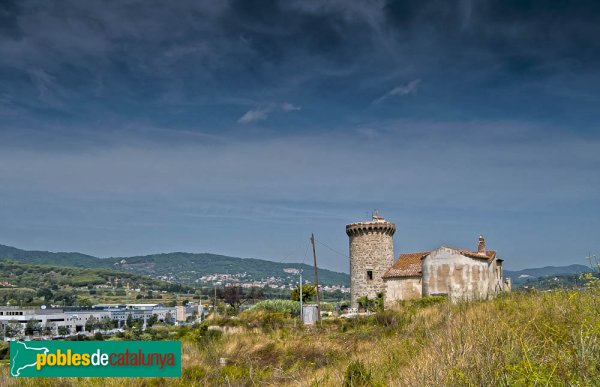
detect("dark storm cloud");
top-left (1, 0), bottom-right (598, 124)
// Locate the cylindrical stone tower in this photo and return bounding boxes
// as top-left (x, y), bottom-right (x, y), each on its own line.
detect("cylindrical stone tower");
top-left (346, 212), bottom-right (396, 307)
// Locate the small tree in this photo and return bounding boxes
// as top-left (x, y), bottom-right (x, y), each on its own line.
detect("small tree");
top-left (219, 286), bottom-right (251, 312)
top-left (165, 312), bottom-right (174, 326)
top-left (357, 293), bottom-right (384, 312)
top-left (6, 320), bottom-right (22, 338)
top-left (42, 322), bottom-right (55, 336)
top-left (58, 326), bottom-right (70, 336)
top-left (85, 316), bottom-right (99, 332)
top-left (37, 288), bottom-right (53, 302)
top-left (147, 314), bottom-right (158, 327)
top-left (291, 284), bottom-right (316, 302)
top-left (126, 314), bottom-right (134, 329)
top-left (25, 318), bottom-right (42, 336)
top-left (99, 316), bottom-right (113, 330)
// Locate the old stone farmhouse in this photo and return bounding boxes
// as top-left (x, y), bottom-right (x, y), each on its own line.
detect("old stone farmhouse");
top-left (346, 213), bottom-right (511, 308)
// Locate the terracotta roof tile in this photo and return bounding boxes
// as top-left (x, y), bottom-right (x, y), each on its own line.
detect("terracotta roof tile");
top-left (446, 247), bottom-right (497, 260)
top-left (383, 252), bottom-right (429, 278)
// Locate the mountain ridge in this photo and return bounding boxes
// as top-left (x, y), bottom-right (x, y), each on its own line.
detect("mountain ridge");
top-left (1, 244), bottom-right (594, 288)
top-left (0, 244), bottom-right (349, 286)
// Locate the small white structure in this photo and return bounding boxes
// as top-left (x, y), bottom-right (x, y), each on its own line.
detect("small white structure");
top-left (302, 305), bottom-right (319, 325)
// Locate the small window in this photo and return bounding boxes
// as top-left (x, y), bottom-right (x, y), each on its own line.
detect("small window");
top-left (367, 270), bottom-right (373, 280)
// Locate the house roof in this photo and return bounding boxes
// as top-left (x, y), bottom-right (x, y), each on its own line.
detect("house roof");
top-left (383, 252), bottom-right (429, 279)
top-left (448, 247), bottom-right (497, 260)
top-left (382, 248), bottom-right (498, 279)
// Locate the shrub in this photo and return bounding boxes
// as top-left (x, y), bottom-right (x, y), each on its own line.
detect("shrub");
top-left (239, 309), bottom-right (285, 331)
top-left (0, 343), bottom-right (8, 361)
top-left (343, 360), bottom-right (372, 386)
top-left (248, 299), bottom-right (300, 317)
top-left (182, 365), bottom-right (207, 381)
top-left (412, 295), bottom-right (447, 308)
top-left (372, 309), bottom-right (412, 330)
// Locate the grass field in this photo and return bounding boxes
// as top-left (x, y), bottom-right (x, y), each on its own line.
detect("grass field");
top-left (1, 285), bottom-right (599, 386)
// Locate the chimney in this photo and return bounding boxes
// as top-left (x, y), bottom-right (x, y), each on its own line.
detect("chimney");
top-left (478, 235), bottom-right (486, 254)
top-left (372, 209), bottom-right (385, 222)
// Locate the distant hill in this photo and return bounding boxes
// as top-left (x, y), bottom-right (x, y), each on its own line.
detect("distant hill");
top-left (0, 244), bottom-right (350, 286)
top-left (0, 259), bottom-right (187, 291)
top-left (0, 244), bottom-right (109, 269)
top-left (505, 264), bottom-right (593, 286)
top-left (4, 243), bottom-right (591, 289)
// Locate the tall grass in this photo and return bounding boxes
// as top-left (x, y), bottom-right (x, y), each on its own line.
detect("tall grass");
top-left (1, 287), bottom-right (598, 386)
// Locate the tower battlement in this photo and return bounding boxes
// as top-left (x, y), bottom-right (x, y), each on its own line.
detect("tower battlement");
top-left (346, 221), bottom-right (396, 237)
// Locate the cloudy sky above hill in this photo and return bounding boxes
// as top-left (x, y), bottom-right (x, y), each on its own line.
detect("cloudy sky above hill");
top-left (1, 0), bottom-right (599, 271)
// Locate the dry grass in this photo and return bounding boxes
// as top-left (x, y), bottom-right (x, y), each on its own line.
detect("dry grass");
top-left (1, 287), bottom-right (599, 386)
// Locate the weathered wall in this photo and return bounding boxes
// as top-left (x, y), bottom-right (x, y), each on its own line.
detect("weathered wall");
top-left (347, 220), bottom-right (395, 307)
top-left (384, 277), bottom-right (422, 307)
top-left (422, 247), bottom-right (504, 301)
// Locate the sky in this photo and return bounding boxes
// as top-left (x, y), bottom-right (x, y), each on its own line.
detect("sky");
top-left (1, 0), bottom-right (599, 272)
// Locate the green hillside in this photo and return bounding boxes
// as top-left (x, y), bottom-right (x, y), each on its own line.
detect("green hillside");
top-left (0, 259), bottom-right (192, 306)
top-left (0, 259), bottom-right (190, 290)
top-left (0, 244), bottom-right (111, 269)
top-left (0, 244), bottom-right (350, 286)
top-left (505, 264), bottom-right (593, 286)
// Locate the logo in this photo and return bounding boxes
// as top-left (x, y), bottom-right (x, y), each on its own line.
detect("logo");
top-left (10, 341), bottom-right (181, 378)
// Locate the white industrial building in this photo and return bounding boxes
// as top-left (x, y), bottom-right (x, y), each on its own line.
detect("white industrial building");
top-left (0, 303), bottom-right (202, 338)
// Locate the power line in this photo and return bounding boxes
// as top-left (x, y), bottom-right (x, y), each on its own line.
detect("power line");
top-left (315, 238), bottom-right (348, 259)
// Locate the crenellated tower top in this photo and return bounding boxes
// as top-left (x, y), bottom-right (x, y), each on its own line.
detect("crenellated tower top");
top-left (346, 211), bottom-right (396, 237)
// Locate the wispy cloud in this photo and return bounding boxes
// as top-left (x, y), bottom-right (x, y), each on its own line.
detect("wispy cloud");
top-left (373, 79), bottom-right (421, 104)
top-left (282, 102), bottom-right (301, 112)
top-left (237, 103), bottom-right (302, 124)
top-left (237, 106), bottom-right (272, 124)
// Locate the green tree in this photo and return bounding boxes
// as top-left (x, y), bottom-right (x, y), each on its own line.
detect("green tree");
top-left (6, 320), bottom-right (22, 338)
top-left (164, 312), bottom-right (174, 326)
top-left (25, 318), bottom-right (42, 336)
top-left (126, 314), bottom-right (134, 329)
top-left (356, 293), bottom-right (384, 312)
top-left (42, 322), bottom-right (55, 336)
top-left (78, 297), bottom-right (93, 307)
top-left (147, 313), bottom-right (158, 327)
top-left (36, 288), bottom-right (53, 302)
top-left (99, 316), bottom-right (113, 330)
top-left (85, 316), bottom-right (98, 332)
top-left (291, 284), bottom-right (317, 302)
top-left (58, 326), bottom-right (70, 336)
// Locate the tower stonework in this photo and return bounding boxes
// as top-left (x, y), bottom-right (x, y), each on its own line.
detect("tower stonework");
top-left (346, 213), bottom-right (396, 307)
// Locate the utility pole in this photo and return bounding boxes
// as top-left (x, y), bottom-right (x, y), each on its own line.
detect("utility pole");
top-left (299, 270), bottom-right (303, 323)
top-left (214, 286), bottom-right (217, 318)
top-left (310, 233), bottom-right (320, 320)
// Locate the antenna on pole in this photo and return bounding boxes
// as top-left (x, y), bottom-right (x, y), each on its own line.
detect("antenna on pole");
top-left (310, 233), bottom-right (321, 321)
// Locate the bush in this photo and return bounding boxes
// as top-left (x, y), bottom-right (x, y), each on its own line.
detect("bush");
top-left (239, 309), bottom-right (286, 331)
top-left (343, 360), bottom-right (372, 386)
top-left (0, 343), bottom-right (9, 361)
top-left (412, 295), bottom-right (447, 308)
top-left (182, 365), bottom-right (207, 381)
top-left (372, 309), bottom-right (412, 330)
top-left (248, 299), bottom-right (300, 317)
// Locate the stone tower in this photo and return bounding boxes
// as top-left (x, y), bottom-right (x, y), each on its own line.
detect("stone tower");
top-left (346, 212), bottom-right (396, 307)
